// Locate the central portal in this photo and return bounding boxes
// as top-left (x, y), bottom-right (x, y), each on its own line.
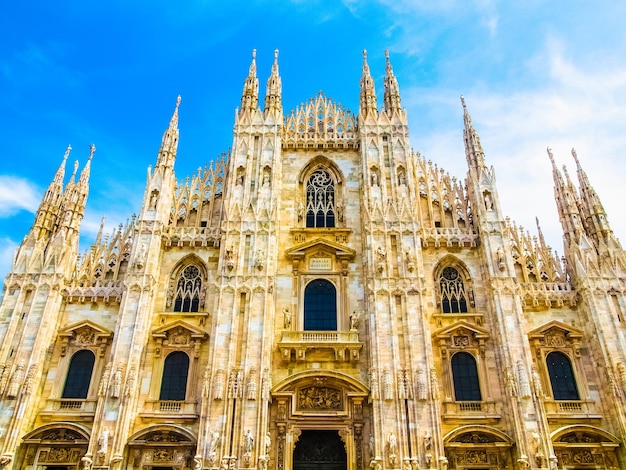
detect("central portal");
top-left (293, 430), bottom-right (347, 470)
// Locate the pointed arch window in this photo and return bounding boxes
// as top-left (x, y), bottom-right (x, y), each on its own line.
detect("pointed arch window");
top-left (62, 350), bottom-right (95, 399)
top-left (306, 169), bottom-right (335, 228)
top-left (304, 279), bottom-right (337, 330)
top-left (159, 351), bottom-right (190, 401)
top-left (439, 266), bottom-right (468, 313)
top-left (451, 352), bottom-right (481, 401)
top-left (174, 265), bottom-right (202, 312)
top-left (546, 351), bottom-right (579, 400)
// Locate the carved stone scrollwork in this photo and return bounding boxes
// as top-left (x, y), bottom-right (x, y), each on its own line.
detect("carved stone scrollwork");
top-left (276, 425), bottom-right (286, 470)
top-left (354, 425), bottom-right (363, 470)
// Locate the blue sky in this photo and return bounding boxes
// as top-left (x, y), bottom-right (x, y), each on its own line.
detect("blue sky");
top-left (2, 1), bottom-right (626, 280)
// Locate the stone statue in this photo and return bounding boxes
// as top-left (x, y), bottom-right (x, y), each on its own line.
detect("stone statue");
top-left (264, 432), bottom-right (271, 456)
top-left (244, 430), bottom-right (254, 453)
top-left (247, 370), bottom-right (257, 400)
top-left (283, 307), bottom-right (291, 329)
top-left (111, 367), bottom-right (122, 398)
top-left (209, 431), bottom-right (220, 455)
top-left (350, 310), bottom-right (359, 330)
top-left (81, 455), bottom-right (93, 470)
top-left (424, 431), bottom-right (432, 452)
top-left (97, 428), bottom-right (109, 458)
top-left (297, 202), bottom-right (304, 221)
top-left (388, 432), bottom-right (397, 465)
top-left (484, 192), bottom-right (493, 210)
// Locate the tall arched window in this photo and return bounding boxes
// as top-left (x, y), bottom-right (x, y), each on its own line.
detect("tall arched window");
top-left (546, 351), bottom-right (579, 400)
top-left (439, 266), bottom-right (468, 313)
top-left (62, 350), bottom-right (95, 399)
top-left (451, 352), bottom-right (481, 401)
top-left (306, 169), bottom-right (335, 228)
top-left (304, 279), bottom-right (337, 330)
top-left (159, 351), bottom-right (190, 401)
top-left (174, 265), bottom-right (202, 312)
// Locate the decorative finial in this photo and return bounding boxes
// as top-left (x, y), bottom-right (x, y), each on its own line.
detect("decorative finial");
top-left (252, 49), bottom-right (256, 60)
top-left (546, 146), bottom-right (554, 164)
top-left (571, 147), bottom-right (580, 165)
top-left (176, 95), bottom-right (181, 107)
top-left (89, 143), bottom-right (96, 160)
top-left (274, 49), bottom-right (279, 61)
top-left (64, 145), bottom-right (72, 159)
top-left (460, 95), bottom-right (466, 108)
top-left (385, 49), bottom-right (390, 60)
top-left (363, 49), bottom-right (368, 60)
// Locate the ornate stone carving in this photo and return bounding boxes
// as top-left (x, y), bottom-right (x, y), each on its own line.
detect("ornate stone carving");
top-left (297, 386), bottom-right (342, 410)
top-left (214, 368), bottom-right (225, 400)
top-left (369, 368), bottom-right (380, 400)
top-left (383, 369), bottom-right (393, 400)
top-left (246, 369), bottom-right (257, 400)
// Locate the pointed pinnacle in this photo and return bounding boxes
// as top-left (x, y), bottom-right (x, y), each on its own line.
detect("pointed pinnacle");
top-left (571, 147), bottom-right (581, 167)
top-left (547, 147), bottom-right (555, 166)
top-left (248, 49), bottom-right (257, 76)
top-left (272, 49), bottom-right (279, 74)
top-left (71, 160), bottom-right (79, 181)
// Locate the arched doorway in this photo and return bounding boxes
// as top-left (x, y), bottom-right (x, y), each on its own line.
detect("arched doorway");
top-left (18, 424), bottom-right (90, 470)
top-left (293, 430), bottom-right (346, 470)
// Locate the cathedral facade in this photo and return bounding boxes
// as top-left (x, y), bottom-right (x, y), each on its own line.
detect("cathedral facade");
top-left (0, 49), bottom-right (625, 470)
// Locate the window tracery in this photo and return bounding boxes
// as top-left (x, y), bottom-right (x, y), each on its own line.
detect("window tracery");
top-left (173, 265), bottom-right (202, 312)
top-left (439, 266), bottom-right (469, 313)
top-left (306, 169), bottom-right (335, 228)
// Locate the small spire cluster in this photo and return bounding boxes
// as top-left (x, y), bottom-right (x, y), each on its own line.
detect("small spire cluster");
top-left (238, 49), bottom-right (283, 120)
top-left (548, 147), bottom-right (623, 275)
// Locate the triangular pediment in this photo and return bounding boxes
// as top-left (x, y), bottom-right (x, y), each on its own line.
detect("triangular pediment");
top-left (59, 320), bottom-right (112, 340)
top-left (152, 320), bottom-right (208, 340)
top-left (432, 320), bottom-right (489, 340)
top-left (528, 320), bottom-right (583, 341)
top-left (285, 237), bottom-right (356, 260)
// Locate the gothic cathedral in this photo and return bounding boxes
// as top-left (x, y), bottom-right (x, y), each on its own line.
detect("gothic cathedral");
top-left (1, 50), bottom-right (625, 470)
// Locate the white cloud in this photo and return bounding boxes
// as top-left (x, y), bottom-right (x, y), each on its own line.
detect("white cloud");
top-left (0, 175), bottom-right (41, 217)
top-left (406, 40), bottom-right (626, 252)
top-left (0, 238), bottom-right (19, 288)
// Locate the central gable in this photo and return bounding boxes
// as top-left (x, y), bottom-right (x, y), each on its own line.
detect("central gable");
top-left (286, 237), bottom-right (356, 275)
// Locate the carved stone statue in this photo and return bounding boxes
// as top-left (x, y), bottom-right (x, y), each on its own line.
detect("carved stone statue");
top-left (111, 366), bottom-right (122, 398)
top-left (97, 427), bottom-right (109, 458)
top-left (283, 307), bottom-right (291, 329)
top-left (209, 431), bottom-right (220, 455)
top-left (297, 202), bottom-right (304, 221)
top-left (264, 432), bottom-right (271, 456)
top-left (350, 310), bottom-right (359, 330)
top-left (244, 429), bottom-right (254, 454)
top-left (81, 455), bottom-right (93, 470)
top-left (387, 432), bottom-right (397, 465)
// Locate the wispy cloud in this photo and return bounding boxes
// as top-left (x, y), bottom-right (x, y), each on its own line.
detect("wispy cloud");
top-left (404, 39), bottom-right (626, 251)
top-left (0, 176), bottom-right (40, 217)
top-left (0, 238), bottom-right (18, 287)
